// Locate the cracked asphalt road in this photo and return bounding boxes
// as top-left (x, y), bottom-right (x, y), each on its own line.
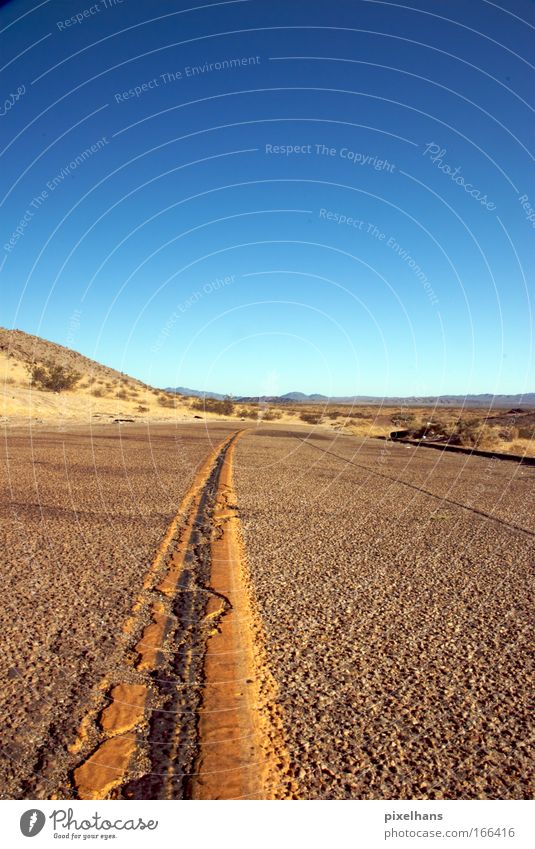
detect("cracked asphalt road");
top-left (0, 422), bottom-right (236, 798)
top-left (233, 426), bottom-right (534, 799)
top-left (1, 422), bottom-right (532, 800)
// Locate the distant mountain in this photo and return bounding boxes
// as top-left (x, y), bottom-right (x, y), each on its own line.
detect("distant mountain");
top-left (166, 386), bottom-right (226, 400)
top-left (280, 391), bottom-right (329, 402)
top-left (167, 387), bottom-right (535, 408)
top-left (312, 393), bottom-right (535, 408)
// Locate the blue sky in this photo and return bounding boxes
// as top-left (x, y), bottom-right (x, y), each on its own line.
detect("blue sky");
top-left (1, 0), bottom-right (534, 396)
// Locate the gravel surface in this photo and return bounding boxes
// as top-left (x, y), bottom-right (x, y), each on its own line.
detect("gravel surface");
top-left (234, 426), bottom-right (534, 800)
top-left (0, 422), bottom-right (235, 798)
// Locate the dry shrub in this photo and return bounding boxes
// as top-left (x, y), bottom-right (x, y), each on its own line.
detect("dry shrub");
top-left (137, 404), bottom-right (149, 413)
top-left (27, 361), bottom-right (80, 392)
top-left (240, 408), bottom-right (259, 419)
top-left (497, 426), bottom-right (519, 442)
top-left (455, 421), bottom-right (501, 449)
top-left (506, 438), bottom-right (535, 457)
top-left (348, 420), bottom-right (392, 437)
top-left (91, 388), bottom-right (104, 397)
top-left (391, 412), bottom-right (417, 427)
top-left (191, 396), bottom-right (234, 415)
top-left (300, 411), bottom-right (322, 424)
top-left (261, 409), bottom-right (282, 420)
top-left (158, 395), bottom-right (176, 408)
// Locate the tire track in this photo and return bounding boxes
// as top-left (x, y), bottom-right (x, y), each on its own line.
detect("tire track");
top-left (188, 431), bottom-right (296, 800)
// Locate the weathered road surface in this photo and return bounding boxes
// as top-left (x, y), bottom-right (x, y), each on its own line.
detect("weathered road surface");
top-left (1, 423), bottom-right (293, 800)
top-left (0, 423), bottom-right (237, 798)
top-left (1, 422), bottom-right (533, 800)
top-left (233, 426), bottom-right (534, 799)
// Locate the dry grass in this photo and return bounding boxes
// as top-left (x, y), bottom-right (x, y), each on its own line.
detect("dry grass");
top-left (502, 438), bottom-right (535, 457)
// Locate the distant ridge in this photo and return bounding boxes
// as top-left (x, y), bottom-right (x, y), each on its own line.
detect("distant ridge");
top-left (168, 386), bottom-right (227, 400)
top-left (166, 387), bottom-right (535, 408)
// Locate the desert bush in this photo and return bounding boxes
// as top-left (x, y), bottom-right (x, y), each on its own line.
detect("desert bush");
top-left (91, 388), bottom-right (104, 397)
top-left (498, 426), bottom-right (519, 442)
top-left (137, 404), bottom-right (149, 413)
top-left (517, 425), bottom-right (535, 439)
top-left (191, 396), bottom-right (235, 416)
top-left (240, 408), bottom-right (259, 419)
top-left (391, 412), bottom-right (417, 427)
top-left (157, 395), bottom-right (176, 408)
top-left (475, 425), bottom-right (502, 449)
top-left (453, 420), bottom-right (501, 449)
top-left (115, 389), bottom-right (129, 400)
top-left (300, 411), bottom-right (322, 424)
top-left (28, 361), bottom-right (80, 392)
top-left (261, 409), bottom-right (282, 421)
top-left (411, 420), bottom-right (450, 441)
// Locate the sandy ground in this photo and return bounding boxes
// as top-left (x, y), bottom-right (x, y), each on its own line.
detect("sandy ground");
top-left (0, 421), bottom-right (236, 798)
top-left (233, 426), bottom-right (534, 799)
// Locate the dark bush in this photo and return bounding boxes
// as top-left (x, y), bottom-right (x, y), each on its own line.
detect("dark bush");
top-left (191, 396), bottom-right (235, 416)
top-left (300, 411), bottom-right (322, 424)
top-left (240, 408), bottom-right (259, 419)
top-left (157, 395), bottom-right (175, 408)
top-left (28, 361), bottom-right (80, 392)
top-left (261, 409), bottom-right (282, 421)
top-left (391, 412), bottom-right (416, 427)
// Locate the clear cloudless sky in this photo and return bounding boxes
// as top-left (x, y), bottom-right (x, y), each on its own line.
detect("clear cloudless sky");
top-left (1, 0), bottom-right (534, 397)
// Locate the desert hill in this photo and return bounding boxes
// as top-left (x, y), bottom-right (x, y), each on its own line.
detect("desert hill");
top-left (0, 327), bottom-right (194, 425)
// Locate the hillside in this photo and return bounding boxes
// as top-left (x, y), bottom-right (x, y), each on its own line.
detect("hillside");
top-left (0, 327), bottom-right (196, 425)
